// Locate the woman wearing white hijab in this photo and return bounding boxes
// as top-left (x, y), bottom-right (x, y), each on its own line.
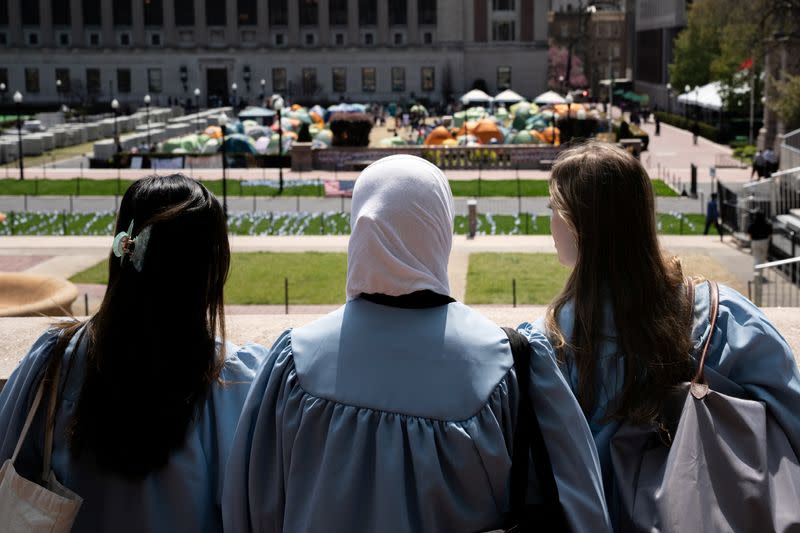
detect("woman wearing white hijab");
top-left (222, 155), bottom-right (610, 532)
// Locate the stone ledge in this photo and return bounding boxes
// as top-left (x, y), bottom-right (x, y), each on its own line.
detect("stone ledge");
top-left (2, 308), bottom-right (799, 387)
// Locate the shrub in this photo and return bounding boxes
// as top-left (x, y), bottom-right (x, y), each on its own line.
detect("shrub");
top-left (654, 111), bottom-right (723, 143)
top-left (329, 113), bottom-right (373, 147)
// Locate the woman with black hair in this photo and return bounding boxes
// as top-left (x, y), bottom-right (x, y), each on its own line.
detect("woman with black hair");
top-left (0, 174), bottom-right (264, 532)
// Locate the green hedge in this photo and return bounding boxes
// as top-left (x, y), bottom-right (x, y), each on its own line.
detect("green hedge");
top-left (654, 111), bottom-right (723, 143)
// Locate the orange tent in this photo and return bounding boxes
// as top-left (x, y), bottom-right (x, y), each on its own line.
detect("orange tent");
top-left (552, 103), bottom-right (587, 116)
top-left (424, 126), bottom-right (455, 145)
top-left (472, 119), bottom-right (503, 144)
top-left (540, 126), bottom-right (561, 145)
top-left (204, 126), bottom-right (223, 139)
top-left (309, 111), bottom-right (324, 126)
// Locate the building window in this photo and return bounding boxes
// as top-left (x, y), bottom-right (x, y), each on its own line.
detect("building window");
top-left (388, 0), bottom-right (406, 25)
top-left (174, 0), bottom-right (194, 25)
top-left (492, 20), bottom-right (515, 41)
top-left (143, 0), bottom-right (163, 26)
top-left (492, 0), bottom-right (515, 10)
top-left (149, 32), bottom-right (162, 46)
top-left (52, 0), bottom-right (71, 25)
top-left (391, 67), bottom-right (405, 92)
top-left (274, 33), bottom-right (285, 46)
top-left (89, 32), bottom-right (100, 46)
top-left (418, 0), bottom-right (436, 24)
top-left (57, 32), bottom-right (70, 46)
top-left (238, 0), bottom-right (257, 25)
top-left (421, 66), bottom-right (434, 92)
top-left (334, 32), bottom-right (345, 45)
top-left (359, 0), bottom-right (377, 25)
top-left (363, 32), bottom-right (374, 45)
top-left (148, 68), bottom-right (162, 93)
top-left (21, 0), bottom-right (39, 25)
top-left (272, 68), bottom-right (287, 92)
top-left (206, 0), bottom-right (225, 25)
top-left (269, 0), bottom-right (288, 26)
top-left (423, 31), bottom-right (433, 44)
top-left (113, 0), bottom-right (132, 26)
top-left (26, 31), bottom-right (39, 45)
top-left (86, 68), bottom-right (101, 95)
top-left (55, 69), bottom-right (70, 93)
top-left (0, 0), bottom-right (7, 25)
top-left (303, 32), bottom-right (316, 45)
top-left (497, 66), bottom-right (511, 90)
top-left (119, 32), bottom-right (131, 46)
top-left (25, 68), bottom-right (39, 93)
top-left (361, 67), bottom-right (376, 92)
top-left (300, 0), bottom-right (318, 26)
top-left (613, 44), bottom-right (620, 58)
top-left (117, 69), bottom-right (131, 93)
top-left (329, 0), bottom-right (347, 25)
top-left (332, 67), bottom-right (346, 93)
top-left (0, 33), bottom-right (6, 46)
top-left (302, 68), bottom-right (317, 95)
top-left (82, 0), bottom-right (101, 26)
top-left (393, 32), bottom-right (404, 45)
top-left (0, 69), bottom-right (8, 89)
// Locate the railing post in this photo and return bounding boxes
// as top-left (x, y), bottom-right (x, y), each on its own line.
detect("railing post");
top-left (754, 269), bottom-right (763, 307)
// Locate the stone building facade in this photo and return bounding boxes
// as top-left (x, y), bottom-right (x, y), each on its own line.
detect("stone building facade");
top-left (0, 0), bottom-right (548, 108)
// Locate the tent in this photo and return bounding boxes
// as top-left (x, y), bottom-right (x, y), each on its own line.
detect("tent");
top-left (238, 106), bottom-right (277, 125)
top-left (494, 89), bottom-right (526, 104)
top-left (472, 119), bottom-right (503, 144)
top-left (507, 130), bottom-right (538, 145)
top-left (460, 89), bottom-right (493, 105)
top-left (424, 126), bottom-right (455, 145)
top-left (533, 91), bottom-right (567, 105)
top-left (676, 81), bottom-right (746, 111)
top-left (221, 133), bottom-right (258, 154)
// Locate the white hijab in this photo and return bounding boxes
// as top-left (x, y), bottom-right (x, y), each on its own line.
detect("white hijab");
top-left (346, 155), bottom-right (454, 301)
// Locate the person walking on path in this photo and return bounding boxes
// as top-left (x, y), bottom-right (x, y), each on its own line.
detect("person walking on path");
top-left (747, 209), bottom-right (773, 274)
top-left (691, 121), bottom-right (699, 145)
top-left (704, 192), bottom-right (721, 235)
top-left (752, 150), bottom-right (765, 180)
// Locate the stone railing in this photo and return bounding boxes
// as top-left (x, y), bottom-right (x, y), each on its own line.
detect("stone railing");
top-left (2, 308), bottom-right (799, 389)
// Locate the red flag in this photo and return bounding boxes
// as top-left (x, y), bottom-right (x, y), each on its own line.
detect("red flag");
top-left (739, 58), bottom-right (754, 71)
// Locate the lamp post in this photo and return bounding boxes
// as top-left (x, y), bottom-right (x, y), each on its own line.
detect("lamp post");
top-left (111, 98), bottom-right (121, 163)
top-left (666, 83), bottom-right (672, 114)
top-left (684, 84), bottom-right (690, 119)
top-left (218, 111), bottom-right (229, 215)
top-left (260, 79), bottom-right (266, 105)
top-left (194, 88), bottom-right (201, 132)
top-left (143, 93), bottom-right (152, 150)
top-left (273, 95), bottom-right (285, 194)
top-left (565, 93), bottom-right (573, 142)
top-left (0, 82), bottom-right (6, 104)
top-left (231, 82), bottom-right (238, 109)
top-left (56, 79), bottom-right (62, 107)
top-left (693, 85), bottom-right (700, 121)
top-left (14, 91), bottom-right (24, 181)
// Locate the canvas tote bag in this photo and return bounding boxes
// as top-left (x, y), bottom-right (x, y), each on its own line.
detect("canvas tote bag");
top-left (0, 355), bottom-right (83, 532)
top-left (611, 281), bottom-right (800, 532)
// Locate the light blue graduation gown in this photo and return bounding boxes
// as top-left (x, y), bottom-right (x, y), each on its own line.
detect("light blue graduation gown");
top-left (0, 329), bottom-right (265, 533)
top-left (223, 299), bottom-right (611, 533)
top-left (520, 281), bottom-right (800, 528)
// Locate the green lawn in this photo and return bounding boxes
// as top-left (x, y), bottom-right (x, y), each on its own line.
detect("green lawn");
top-left (70, 252), bottom-right (348, 305)
top-left (465, 253), bottom-right (570, 305)
top-left (0, 178), bottom-right (678, 197)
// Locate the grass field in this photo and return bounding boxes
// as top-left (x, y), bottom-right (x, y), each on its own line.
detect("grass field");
top-left (0, 178), bottom-right (678, 197)
top-left (0, 211), bottom-right (707, 236)
top-left (70, 252), bottom-right (348, 305)
top-left (465, 253), bottom-right (570, 305)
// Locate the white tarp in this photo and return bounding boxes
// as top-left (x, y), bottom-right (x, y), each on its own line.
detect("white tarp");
top-left (533, 91), bottom-right (567, 105)
top-left (460, 89), bottom-right (493, 104)
top-left (677, 81), bottom-right (749, 111)
top-left (494, 89), bottom-right (526, 103)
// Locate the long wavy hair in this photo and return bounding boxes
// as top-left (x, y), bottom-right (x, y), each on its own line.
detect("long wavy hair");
top-left (544, 141), bottom-right (694, 425)
top-left (52, 174), bottom-right (230, 479)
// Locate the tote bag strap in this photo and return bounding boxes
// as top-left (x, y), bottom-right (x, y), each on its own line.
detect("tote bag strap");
top-left (41, 354), bottom-right (63, 481)
top-left (690, 281), bottom-right (720, 399)
top-left (10, 379), bottom-right (47, 464)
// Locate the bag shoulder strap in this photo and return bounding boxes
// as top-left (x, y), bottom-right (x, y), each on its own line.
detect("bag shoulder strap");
top-left (11, 379), bottom-right (46, 464)
top-left (501, 327), bottom-right (561, 519)
top-left (42, 354), bottom-right (63, 481)
top-left (690, 281), bottom-right (720, 398)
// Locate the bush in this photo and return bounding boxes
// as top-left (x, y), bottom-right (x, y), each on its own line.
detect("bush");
top-left (654, 111), bottom-right (723, 143)
top-left (329, 112), bottom-right (373, 147)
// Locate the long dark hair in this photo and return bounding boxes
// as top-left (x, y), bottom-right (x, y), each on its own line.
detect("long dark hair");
top-left (544, 141), bottom-right (693, 425)
top-left (54, 174), bottom-right (230, 479)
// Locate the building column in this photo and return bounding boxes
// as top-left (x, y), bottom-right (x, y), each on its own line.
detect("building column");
top-left (377, 0), bottom-right (389, 45)
top-left (288, 0), bottom-right (300, 46)
top-left (100, 0), bottom-right (113, 48)
top-left (39, 0), bottom-right (53, 47)
top-left (408, 0), bottom-right (419, 44)
top-left (319, 0), bottom-right (331, 47)
top-left (8, 0), bottom-right (22, 46)
top-left (257, 0), bottom-right (269, 47)
top-left (474, 0), bottom-right (487, 42)
top-left (132, 0), bottom-right (145, 46)
top-left (194, 0), bottom-right (207, 44)
top-left (347, 0), bottom-right (359, 44)
top-left (225, 0), bottom-right (237, 43)
top-left (163, 0), bottom-right (176, 46)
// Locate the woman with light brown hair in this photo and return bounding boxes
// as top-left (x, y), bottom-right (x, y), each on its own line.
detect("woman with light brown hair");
top-left (519, 141), bottom-right (800, 529)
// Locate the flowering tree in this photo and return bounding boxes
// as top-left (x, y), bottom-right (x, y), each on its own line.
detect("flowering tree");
top-left (548, 46), bottom-right (588, 90)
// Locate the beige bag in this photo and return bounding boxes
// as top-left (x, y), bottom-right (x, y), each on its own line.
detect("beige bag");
top-left (0, 358), bottom-right (82, 532)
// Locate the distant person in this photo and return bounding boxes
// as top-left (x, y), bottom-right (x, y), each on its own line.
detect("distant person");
top-left (617, 120), bottom-right (631, 142)
top-left (763, 148), bottom-right (778, 178)
top-left (704, 192), bottom-right (721, 235)
top-left (691, 121), bottom-right (700, 145)
top-left (654, 112), bottom-right (661, 136)
top-left (223, 155), bottom-right (611, 533)
top-left (747, 209), bottom-right (773, 273)
top-left (0, 174), bottom-right (264, 533)
top-left (752, 150), bottom-right (765, 180)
